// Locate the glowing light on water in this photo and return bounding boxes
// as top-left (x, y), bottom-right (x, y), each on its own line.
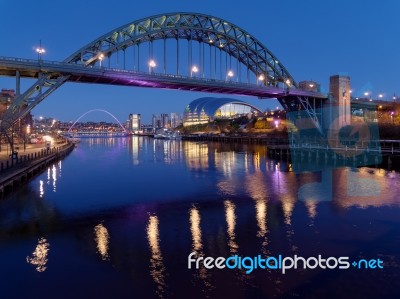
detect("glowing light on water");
top-left (52, 165), bottom-right (57, 192)
top-left (26, 238), bottom-right (50, 272)
top-left (224, 200), bottom-right (238, 253)
top-left (190, 207), bottom-right (202, 252)
top-left (146, 215), bottom-right (166, 296)
top-left (94, 223), bottom-right (110, 260)
top-left (39, 180), bottom-right (44, 198)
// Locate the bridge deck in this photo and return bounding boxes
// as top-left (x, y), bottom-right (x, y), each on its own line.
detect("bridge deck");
top-left (0, 56), bottom-right (328, 99)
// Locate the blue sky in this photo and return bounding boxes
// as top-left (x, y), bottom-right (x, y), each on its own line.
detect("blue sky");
top-left (0, 0), bottom-right (399, 123)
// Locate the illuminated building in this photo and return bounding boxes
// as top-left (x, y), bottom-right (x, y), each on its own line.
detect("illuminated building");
top-left (183, 97), bottom-right (262, 126)
top-left (0, 88), bottom-right (33, 135)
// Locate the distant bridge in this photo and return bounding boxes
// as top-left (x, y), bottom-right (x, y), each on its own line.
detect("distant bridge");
top-left (0, 12), bottom-right (328, 133)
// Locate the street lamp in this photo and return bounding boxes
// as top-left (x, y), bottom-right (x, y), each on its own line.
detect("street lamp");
top-left (364, 92), bottom-right (372, 101)
top-left (98, 53), bottom-right (104, 67)
top-left (148, 59), bottom-right (156, 73)
top-left (227, 70), bottom-right (234, 81)
top-left (378, 93), bottom-right (383, 100)
top-left (257, 74), bottom-right (265, 85)
top-left (36, 40), bottom-right (45, 62)
top-left (191, 65), bottom-right (199, 77)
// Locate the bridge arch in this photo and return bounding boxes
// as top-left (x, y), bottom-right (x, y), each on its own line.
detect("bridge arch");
top-left (67, 109), bottom-right (126, 133)
top-left (65, 12), bottom-right (296, 88)
top-left (2, 12), bottom-right (315, 134)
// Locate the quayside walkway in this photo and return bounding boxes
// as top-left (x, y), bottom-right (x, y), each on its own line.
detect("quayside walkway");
top-left (0, 142), bottom-right (75, 195)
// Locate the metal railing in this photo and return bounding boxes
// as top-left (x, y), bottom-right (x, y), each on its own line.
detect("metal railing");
top-left (0, 55), bottom-right (327, 98)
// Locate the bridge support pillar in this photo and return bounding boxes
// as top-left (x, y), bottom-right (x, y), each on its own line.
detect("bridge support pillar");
top-left (16, 70), bottom-right (20, 96)
top-left (323, 75), bottom-right (351, 132)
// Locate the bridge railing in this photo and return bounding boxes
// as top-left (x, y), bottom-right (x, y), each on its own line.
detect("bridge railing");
top-left (0, 55), bottom-right (327, 98)
top-left (0, 56), bottom-right (281, 89)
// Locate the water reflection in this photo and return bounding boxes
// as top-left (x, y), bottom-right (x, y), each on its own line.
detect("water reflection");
top-left (217, 152), bottom-right (236, 178)
top-left (224, 200), bottom-right (238, 254)
top-left (305, 200), bottom-right (318, 219)
top-left (189, 207), bottom-right (213, 290)
top-left (146, 215), bottom-right (166, 297)
top-left (255, 199), bottom-right (267, 238)
top-left (184, 142), bottom-right (209, 170)
top-left (1, 138), bottom-right (400, 298)
top-left (94, 223), bottom-right (110, 260)
top-left (88, 137), bottom-right (127, 147)
top-left (190, 207), bottom-right (203, 252)
top-left (39, 180), bottom-right (44, 198)
top-left (244, 170), bottom-right (268, 238)
top-left (26, 237), bottom-right (50, 272)
top-left (52, 165), bottom-right (57, 192)
top-left (129, 136), bottom-right (140, 165)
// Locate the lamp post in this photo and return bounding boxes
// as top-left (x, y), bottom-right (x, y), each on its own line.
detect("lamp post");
top-left (148, 60), bottom-right (156, 74)
top-left (36, 40), bottom-right (45, 63)
top-left (227, 70), bottom-right (234, 81)
top-left (285, 79), bottom-right (291, 94)
top-left (98, 53), bottom-right (104, 67)
top-left (364, 92), bottom-right (372, 102)
top-left (24, 124), bottom-right (31, 151)
top-left (257, 74), bottom-right (265, 86)
top-left (191, 65), bottom-right (199, 77)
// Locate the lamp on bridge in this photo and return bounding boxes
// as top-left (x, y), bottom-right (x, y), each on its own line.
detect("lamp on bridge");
top-left (364, 92), bottom-right (372, 102)
top-left (285, 79), bottom-right (292, 92)
top-left (98, 53), bottom-right (105, 67)
top-left (257, 74), bottom-right (265, 86)
top-left (227, 70), bottom-right (234, 81)
top-left (36, 40), bottom-right (45, 63)
top-left (191, 65), bottom-right (199, 77)
top-left (148, 60), bottom-right (157, 74)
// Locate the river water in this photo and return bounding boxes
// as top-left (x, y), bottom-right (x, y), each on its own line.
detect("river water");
top-left (0, 137), bottom-right (399, 298)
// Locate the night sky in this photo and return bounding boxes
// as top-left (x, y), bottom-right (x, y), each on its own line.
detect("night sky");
top-left (0, 0), bottom-right (399, 124)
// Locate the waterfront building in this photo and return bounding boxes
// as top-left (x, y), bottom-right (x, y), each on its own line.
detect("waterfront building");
top-left (170, 113), bottom-right (181, 128)
top-left (127, 113), bottom-right (141, 133)
top-left (161, 113), bottom-right (169, 128)
top-left (183, 97), bottom-right (262, 127)
top-left (152, 114), bottom-right (160, 131)
top-left (0, 88), bottom-right (33, 136)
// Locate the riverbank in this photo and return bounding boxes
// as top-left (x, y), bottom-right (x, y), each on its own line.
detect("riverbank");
top-left (0, 142), bottom-right (75, 195)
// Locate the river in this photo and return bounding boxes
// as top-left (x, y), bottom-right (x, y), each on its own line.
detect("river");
top-left (0, 137), bottom-right (399, 298)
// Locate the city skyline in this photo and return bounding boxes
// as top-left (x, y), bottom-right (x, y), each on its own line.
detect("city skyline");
top-left (0, 0), bottom-right (399, 123)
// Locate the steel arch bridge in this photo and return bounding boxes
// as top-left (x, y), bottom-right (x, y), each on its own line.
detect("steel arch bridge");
top-left (0, 12), bottom-right (327, 133)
